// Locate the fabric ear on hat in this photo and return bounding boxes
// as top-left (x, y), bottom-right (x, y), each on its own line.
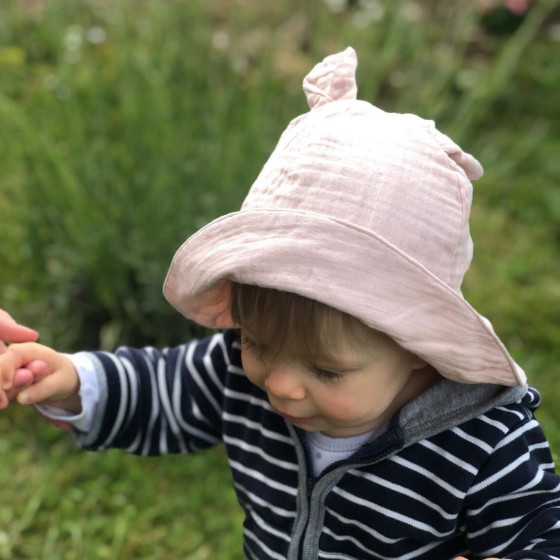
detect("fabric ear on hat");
top-left (303, 47), bottom-right (358, 109)
top-left (424, 122), bottom-right (484, 181)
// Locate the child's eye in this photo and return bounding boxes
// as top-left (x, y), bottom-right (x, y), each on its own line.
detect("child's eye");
top-left (240, 332), bottom-right (256, 350)
top-left (240, 332), bottom-right (267, 359)
top-left (311, 365), bottom-right (343, 383)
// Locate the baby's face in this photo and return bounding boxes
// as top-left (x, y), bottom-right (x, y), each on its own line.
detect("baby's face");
top-left (240, 328), bottom-right (428, 438)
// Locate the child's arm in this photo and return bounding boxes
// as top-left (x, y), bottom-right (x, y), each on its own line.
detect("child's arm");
top-left (0, 342), bottom-right (81, 413)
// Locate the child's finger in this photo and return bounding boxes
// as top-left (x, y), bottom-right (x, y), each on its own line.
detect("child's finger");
top-left (17, 370), bottom-right (77, 407)
top-left (3, 361), bottom-right (50, 403)
top-left (4, 368), bottom-right (35, 403)
top-left (1, 343), bottom-right (52, 391)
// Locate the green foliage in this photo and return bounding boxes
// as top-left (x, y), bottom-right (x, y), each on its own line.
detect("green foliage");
top-left (0, 407), bottom-right (243, 559)
top-left (0, 0), bottom-right (297, 350)
top-left (1, 0), bottom-right (560, 557)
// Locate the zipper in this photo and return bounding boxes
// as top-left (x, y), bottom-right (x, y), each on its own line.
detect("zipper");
top-left (288, 419), bottom-right (403, 560)
top-left (300, 441), bottom-right (402, 560)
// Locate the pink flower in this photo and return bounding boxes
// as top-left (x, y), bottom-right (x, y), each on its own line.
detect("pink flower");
top-left (505, 0), bottom-right (530, 14)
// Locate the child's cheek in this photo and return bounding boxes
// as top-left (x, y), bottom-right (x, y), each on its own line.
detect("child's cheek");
top-left (241, 353), bottom-right (266, 389)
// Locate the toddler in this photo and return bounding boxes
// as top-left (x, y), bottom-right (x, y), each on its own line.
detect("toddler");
top-left (1, 48), bottom-right (559, 560)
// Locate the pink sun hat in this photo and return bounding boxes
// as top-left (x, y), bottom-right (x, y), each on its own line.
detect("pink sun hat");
top-left (164, 47), bottom-right (526, 387)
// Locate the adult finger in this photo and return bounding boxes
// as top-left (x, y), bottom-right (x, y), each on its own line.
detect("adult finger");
top-left (0, 310), bottom-right (38, 344)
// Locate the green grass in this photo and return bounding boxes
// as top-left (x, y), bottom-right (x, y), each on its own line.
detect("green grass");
top-left (1, 0), bottom-right (560, 557)
top-left (0, 408), bottom-right (244, 560)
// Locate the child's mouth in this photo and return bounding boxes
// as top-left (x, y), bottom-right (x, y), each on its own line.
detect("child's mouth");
top-left (275, 408), bottom-right (317, 425)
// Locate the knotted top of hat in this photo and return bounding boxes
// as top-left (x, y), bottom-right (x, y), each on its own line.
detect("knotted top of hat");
top-left (303, 46), bottom-right (358, 109)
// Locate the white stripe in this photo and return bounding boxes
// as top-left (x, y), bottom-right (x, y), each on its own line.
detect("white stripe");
top-left (159, 413), bottom-right (168, 455)
top-left (325, 507), bottom-right (401, 544)
top-left (140, 352), bottom-right (161, 456)
top-left (202, 335), bottom-right (225, 393)
top-left (244, 528), bottom-right (286, 560)
top-left (494, 418), bottom-right (539, 451)
top-left (451, 426), bottom-right (493, 454)
top-left (229, 459), bottom-right (298, 496)
top-left (469, 513), bottom-right (524, 538)
top-left (215, 333), bottom-right (246, 376)
top-left (468, 451), bottom-right (531, 494)
top-left (333, 486), bottom-right (456, 538)
top-left (352, 469), bottom-right (459, 520)
top-left (322, 520), bottom-right (442, 560)
top-left (228, 365), bottom-right (245, 375)
top-left (156, 351), bottom-right (187, 453)
top-left (470, 503), bottom-right (560, 542)
top-left (478, 414), bottom-right (509, 434)
top-left (250, 509), bottom-right (291, 542)
top-left (495, 405), bottom-right (525, 421)
top-left (223, 412), bottom-right (293, 444)
top-left (121, 355), bottom-right (138, 432)
top-left (99, 353), bottom-right (130, 447)
top-left (185, 342), bottom-right (221, 416)
top-left (233, 481), bottom-right (296, 518)
top-left (419, 440), bottom-right (478, 475)
top-left (389, 455), bottom-right (467, 499)
top-left (223, 435), bottom-right (298, 471)
top-left (124, 430), bottom-right (143, 454)
top-left (224, 387), bottom-right (273, 410)
top-left (171, 345), bottom-right (221, 445)
top-left (475, 508), bottom-right (560, 557)
top-left (468, 470), bottom-right (560, 515)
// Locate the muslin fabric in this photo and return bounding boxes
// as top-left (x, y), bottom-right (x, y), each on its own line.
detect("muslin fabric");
top-left (164, 47), bottom-right (526, 386)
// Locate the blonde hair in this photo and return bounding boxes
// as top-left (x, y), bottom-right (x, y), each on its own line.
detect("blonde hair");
top-left (229, 282), bottom-right (386, 360)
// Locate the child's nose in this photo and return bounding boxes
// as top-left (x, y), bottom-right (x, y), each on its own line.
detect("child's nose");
top-left (264, 363), bottom-right (306, 401)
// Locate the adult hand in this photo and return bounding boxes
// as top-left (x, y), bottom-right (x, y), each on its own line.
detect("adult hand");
top-left (0, 309), bottom-right (38, 352)
top-left (0, 309), bottom-right (41, 394)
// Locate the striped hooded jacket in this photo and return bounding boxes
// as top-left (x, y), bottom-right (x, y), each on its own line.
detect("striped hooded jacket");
top-left (71, 329), bottom-right (560, 560)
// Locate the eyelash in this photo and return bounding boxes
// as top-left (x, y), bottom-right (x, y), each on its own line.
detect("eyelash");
top-left (311, 366), bottom-right (343, 383)
top-left (240, 332), bottom-right (254, 349)
top-left (240, 332), bottom-right (267, 358)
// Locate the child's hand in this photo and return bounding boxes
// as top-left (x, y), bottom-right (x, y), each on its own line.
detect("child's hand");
top-left (0, 343), bottom-right (81, 413)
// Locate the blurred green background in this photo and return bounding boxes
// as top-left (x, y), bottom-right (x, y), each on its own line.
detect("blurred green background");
top-left (1, 0), bottom-right (559, 558)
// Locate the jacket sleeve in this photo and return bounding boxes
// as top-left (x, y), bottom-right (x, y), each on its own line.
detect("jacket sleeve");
top-left (464, 405), bottom-right (560, 560)
top-left (71, 331), bottom-right (237, 456)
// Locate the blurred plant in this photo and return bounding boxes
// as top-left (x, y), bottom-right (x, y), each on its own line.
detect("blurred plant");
top-left (0, 0), bottom-right (297, 350)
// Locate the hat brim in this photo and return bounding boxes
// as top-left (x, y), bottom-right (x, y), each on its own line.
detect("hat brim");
top-left (163, 209), bottom-right (525, 386)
